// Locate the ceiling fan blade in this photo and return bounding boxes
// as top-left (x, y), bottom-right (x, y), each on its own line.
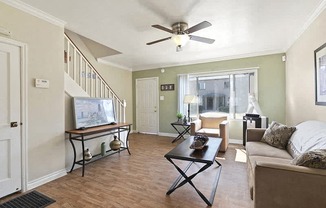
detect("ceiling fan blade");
top-left (146, 37), bottom-right (171, 45)
top-left (184, 21), bottom-right (212, 34)
top-left (152, 25), bottom-right (174, 33)
top-left (189, 35), bottom-right (215, 44)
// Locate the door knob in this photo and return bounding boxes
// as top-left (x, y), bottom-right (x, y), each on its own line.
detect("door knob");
top-left (10, 122), bottom-right (18, 128)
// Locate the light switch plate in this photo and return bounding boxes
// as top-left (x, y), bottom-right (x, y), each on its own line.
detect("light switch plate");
top-left (160, 96), bottom-right (164, 100)
top-left (35, 79), bottom-right (50, 88)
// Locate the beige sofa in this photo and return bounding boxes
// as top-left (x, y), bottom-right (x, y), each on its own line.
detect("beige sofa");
top-left (190, 113), bottom-right (229, 152)
top-left (246, 120), bottom-right (326, 208)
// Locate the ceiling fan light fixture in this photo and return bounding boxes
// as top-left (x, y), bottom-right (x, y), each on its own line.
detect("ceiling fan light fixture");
top-left (171, 34), bottom-right (190, 47)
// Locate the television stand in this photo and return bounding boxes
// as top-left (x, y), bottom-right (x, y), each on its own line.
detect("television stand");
top-left (65, 123), bottom-right (132, 176)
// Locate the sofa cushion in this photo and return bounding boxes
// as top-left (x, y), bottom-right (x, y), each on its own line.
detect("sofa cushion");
top-left (246, 141), bottom-right (293, 159)
top-left (261, 121), bottom-right (296, 149)
top-left (287, 120), bottom-right (326, 158)
top-left (292, 149), bottom-right (326, 169)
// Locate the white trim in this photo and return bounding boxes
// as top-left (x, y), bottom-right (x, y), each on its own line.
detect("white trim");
top-left (157, 132), bottom-right (244, 144)
top-left (132, 50), bottom-right (283, 71)
top-left (27, 169), bottom-right (67, 190)
top-left (20, 42), bottom-right (28, 193)
top-left (135, 77), bottom-right (159, 134)
top-left (0, 36), bottom-right (28, 193)
top-left (186, 67), bottom-right (259, 77)
top-left (97, 58), bottom-right (132, 71)
top-left (285, 0), bottom-right (326, 51)
top-left (158, 132), bottom-right (178, 138)
top-left (186, 68), bottom-right (259, 119)
top-left (229, 139), bottom-right (243, 145)
top-left (0, 0), bottom-right (66, 27)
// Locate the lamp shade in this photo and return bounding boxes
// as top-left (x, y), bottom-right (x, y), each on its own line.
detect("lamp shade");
top-left (183, 95), bottom-right (197, 104)
top-left (171, 34), bottom-right (190, 46)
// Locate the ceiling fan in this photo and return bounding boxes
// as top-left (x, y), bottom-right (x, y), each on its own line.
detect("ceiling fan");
top-left (147, 21), bottom-right (215, 52)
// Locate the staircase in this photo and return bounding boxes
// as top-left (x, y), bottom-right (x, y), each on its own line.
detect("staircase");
top-left (64, 33), bottom-right (126, 123)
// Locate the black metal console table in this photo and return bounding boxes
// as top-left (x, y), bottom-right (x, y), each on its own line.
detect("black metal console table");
top-left (66, 123), bottom-right (132, 176)
top-left (164, 136), bottom-right (222, 206)
top-left (170, 121), bottom-right (191, 143)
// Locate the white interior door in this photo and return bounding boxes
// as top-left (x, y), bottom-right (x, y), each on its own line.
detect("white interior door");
top-left (136, 78), bottom-right (159, 134)
top-left (0, 42), bottom-right (22, 198)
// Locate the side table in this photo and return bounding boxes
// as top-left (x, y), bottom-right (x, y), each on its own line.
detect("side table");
top-left (170, 121), bottom-right (191, 143)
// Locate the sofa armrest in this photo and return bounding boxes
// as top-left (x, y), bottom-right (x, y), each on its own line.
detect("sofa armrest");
top-left (190, 119), bottom-right (202, 135)
top-left (254, 162), bottom-right (326, 208)
top-left (246, 128), bottom-right (266, 142)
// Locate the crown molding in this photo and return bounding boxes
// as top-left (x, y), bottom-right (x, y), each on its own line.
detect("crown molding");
top-left (285, 0), bottom-right (326, 51)
top-left (132, 49), bottom-right (284, 71)
top-left (97, 58), bottom-right (132, 71)
top-left (0, 0), bottom-right (66, 27)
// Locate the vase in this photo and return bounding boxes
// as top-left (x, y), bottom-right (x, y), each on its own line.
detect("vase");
top-left (110, 136), bottom-right (121, 151)
top-left (84, 148), bottom-right (92, 161)
top-left (101, 142), bottom-right (106, 156)
top-left (183, 115), bottom-right (187, 124)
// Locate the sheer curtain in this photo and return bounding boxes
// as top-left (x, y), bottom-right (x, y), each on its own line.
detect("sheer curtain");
top-left (177, 74), bottom-right (189, 116)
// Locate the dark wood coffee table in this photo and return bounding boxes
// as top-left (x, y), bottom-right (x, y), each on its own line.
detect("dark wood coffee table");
top-left (164, 136), bottom-right (222, 206)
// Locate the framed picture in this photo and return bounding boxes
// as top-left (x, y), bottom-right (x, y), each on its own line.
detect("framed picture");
top-left (161, 84), bottom-right (174, 91)
top-left (315, 42), bottom-right (326, 105)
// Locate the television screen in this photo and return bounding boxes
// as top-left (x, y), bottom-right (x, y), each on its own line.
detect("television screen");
top-left (73, 97), bottom-right (116, 129)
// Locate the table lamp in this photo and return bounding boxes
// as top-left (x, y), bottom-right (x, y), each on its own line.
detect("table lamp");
top-left (183, 95), bottom-right (197, 122)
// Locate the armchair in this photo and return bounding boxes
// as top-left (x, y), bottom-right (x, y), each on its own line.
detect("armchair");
top-left (190, 113), bottom-right (229, 152)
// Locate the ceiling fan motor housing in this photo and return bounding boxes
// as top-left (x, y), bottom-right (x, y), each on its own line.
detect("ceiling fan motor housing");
top-left (172, 22), bottom-right (188, 34)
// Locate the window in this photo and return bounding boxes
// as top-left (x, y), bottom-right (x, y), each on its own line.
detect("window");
top-left (179, 69), bottom-right (257, 120)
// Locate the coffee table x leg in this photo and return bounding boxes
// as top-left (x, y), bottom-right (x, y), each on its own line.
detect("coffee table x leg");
top-left (166, 158), bottom-right (222, 206)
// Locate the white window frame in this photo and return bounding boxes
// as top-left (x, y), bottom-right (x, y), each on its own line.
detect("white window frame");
top-left (179, 67), bottom-right (259, 120)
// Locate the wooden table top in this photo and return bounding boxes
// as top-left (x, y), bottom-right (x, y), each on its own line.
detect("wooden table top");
top-left (65, 123), bottom-right (132, 135)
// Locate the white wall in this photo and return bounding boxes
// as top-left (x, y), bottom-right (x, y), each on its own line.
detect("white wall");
top-left (0, 1), bottom-right (65, 183)
top-left (286, 7), bottom-right (326, 125)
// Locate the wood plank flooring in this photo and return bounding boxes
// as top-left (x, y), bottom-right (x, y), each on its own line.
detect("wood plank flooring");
top-left (0, 133), bottom-right (253, 208)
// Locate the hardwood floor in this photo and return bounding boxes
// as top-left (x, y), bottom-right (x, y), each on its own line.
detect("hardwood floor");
top-left (1, 133), bottom-right (253, 208)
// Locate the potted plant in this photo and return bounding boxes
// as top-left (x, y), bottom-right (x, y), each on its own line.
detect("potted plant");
top-left (176, 112), bottom-right (183, 122)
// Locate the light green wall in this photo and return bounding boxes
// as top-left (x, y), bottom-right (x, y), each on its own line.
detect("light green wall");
top-left (133, 54), bottom-right (286, 134)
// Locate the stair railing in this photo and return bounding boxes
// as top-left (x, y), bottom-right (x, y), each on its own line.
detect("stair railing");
top-left (64, 33), bottom-right (126, 123)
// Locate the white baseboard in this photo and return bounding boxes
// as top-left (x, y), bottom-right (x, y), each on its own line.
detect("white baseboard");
top-left (27, 169), bottom-right (67, 190)
top-left (158, 132), bottom-right (244, 145)
top-left (229, 139), bottom-right (243, 144)
top-left (158, 132), bottom-right (178, 138)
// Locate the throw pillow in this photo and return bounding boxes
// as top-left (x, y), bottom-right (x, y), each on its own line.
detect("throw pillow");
top-left (261, 121), bottom-right (296, 149)
top-left (292, 149), bottom-right (326, 169)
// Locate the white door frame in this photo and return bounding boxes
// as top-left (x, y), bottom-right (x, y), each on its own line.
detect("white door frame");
top-left (0, 37), bottom-right (28, 193)
top-left (135, 77), bottom-right (159, 134)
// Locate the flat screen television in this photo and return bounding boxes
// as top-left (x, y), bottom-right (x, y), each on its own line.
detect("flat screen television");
top-left (72, 97), bottom-right (116, 129)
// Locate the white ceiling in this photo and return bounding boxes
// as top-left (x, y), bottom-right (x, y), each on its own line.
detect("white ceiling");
top-left (17, 0), bottom-right (326, 70)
